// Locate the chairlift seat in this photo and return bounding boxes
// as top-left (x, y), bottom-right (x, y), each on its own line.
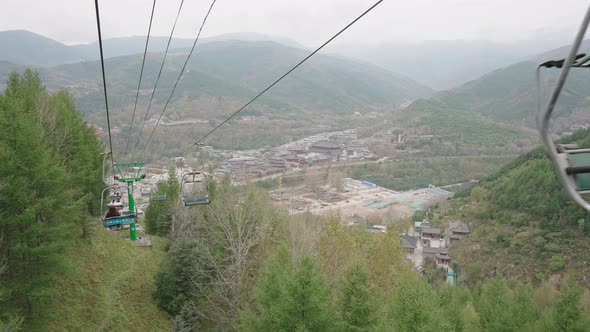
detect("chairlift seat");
top-left (104, 214), bottom-right (135, 227)
top-left (150, 195), bottom-right (168, 201)
top-left (538, 11), bottom-right (590, 213)
top-left (556, 144), bottom-right (590, 192)
top-left (567, 152), bottom-right (590, 191)
top-left (182, 195), bottom-right (210, 206)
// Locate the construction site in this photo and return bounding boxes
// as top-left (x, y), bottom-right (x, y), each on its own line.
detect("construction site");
top-left (269, 178), bottom-right (454, 220)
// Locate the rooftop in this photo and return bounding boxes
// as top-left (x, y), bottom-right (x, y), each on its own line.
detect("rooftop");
top-left (311, 140), bottom-right (340, 149)
top-left (423, 247), bottom-right (438, 254)
top-left (449, 221), bottom-right (470, 234)
top-left (400, 234), bottom-right (418, 249)
top-left (422, 226), bottom-right (442, 235)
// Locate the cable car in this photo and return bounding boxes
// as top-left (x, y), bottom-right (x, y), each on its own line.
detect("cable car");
top-left (180, 170), bottom-right (211, 206)
top-left (538, 6), bottom-right (590, 212)
top-left (100, 184), bottom-right (136, 228)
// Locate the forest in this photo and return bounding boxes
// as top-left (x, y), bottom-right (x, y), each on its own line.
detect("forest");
top-left (147, 175), bottom-right (590, 331)
top-left (0, 71), bottom-right (105, 329)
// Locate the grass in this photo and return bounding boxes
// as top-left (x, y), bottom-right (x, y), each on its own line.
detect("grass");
top-left (24, 220), bottom-right (171, 332)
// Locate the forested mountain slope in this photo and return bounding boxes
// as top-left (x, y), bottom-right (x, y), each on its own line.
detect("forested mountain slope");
top-left (0, 34), bottom-right (433, 118)
top-left (435, 129), bottom-right (590, 287)
top-left (403, 43), bottom-right (590, 130)
top-left (0, 71), bottom-right (170, 330)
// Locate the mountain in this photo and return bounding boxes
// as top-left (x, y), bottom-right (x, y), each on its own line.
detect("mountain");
top-left (332, 39), bottom-right (575, 90)
top-left (14, 40), bottom-right (432, 117)
top-left (433, 129), bottom-right (590, 287)
top-left (400, 41), bottom-right (590, 132)
top-left (0, 30), bottom-right (306, 67)
top-left (70, 33), bottom-right (305, 62)
top-left (0, 30), bottom-right (86, 66)
top-left (0, 61), bottom-right (27, 84)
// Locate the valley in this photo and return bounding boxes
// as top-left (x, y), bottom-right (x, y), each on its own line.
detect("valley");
top-left (2, 26), bottom-right (590, 330)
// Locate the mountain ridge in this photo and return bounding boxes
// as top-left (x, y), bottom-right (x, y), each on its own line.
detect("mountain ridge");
top-left (0, 30), bottom-right (307, 67)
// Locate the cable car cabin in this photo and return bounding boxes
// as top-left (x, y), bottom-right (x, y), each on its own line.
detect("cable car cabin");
top-left (180, 171), bottom-right (211, 207)
top-left (556, 144), bottom-right (590, 192)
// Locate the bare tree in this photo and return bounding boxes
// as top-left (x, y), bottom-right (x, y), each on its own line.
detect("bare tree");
top-left (170, 183), bottom-right (280, 327)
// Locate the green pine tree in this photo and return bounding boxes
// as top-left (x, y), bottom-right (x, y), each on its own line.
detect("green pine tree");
top-left (551, 283), bottom-right (586, 332)
top-left (240, 250), bottom-right (335, 332)
top-left (337, 263), bottom-right (375, 332)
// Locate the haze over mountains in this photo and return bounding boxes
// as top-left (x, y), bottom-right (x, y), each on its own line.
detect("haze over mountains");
top-left (331, 39), bottom-right (574, 90)
top-left (0, 30), bottom-right (304, 66)
top-left (0, 30), bottom-right (578, 91)
top-left (0, 30), bottom-right (433, 117)
top-left (401, 41), bottom-right (590, 133)
top-left (1, 29), bottom-right (588, 133)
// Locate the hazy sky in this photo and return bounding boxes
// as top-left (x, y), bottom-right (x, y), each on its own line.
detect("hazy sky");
top-left (0, 0), bottom-right (588, 46)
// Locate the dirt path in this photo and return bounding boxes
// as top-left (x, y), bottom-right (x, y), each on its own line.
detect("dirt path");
top-left (96, 251), bottom-right (148, 332)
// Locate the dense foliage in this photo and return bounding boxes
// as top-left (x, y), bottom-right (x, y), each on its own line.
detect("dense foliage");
top-left (150, 180), bottom-right (590, 330)
top-left (0, 71), bottom-right (105, 328)
top-left (435, 129), bottom-right (590, 286)
top-left (144, 166), bottom-right (179, 236)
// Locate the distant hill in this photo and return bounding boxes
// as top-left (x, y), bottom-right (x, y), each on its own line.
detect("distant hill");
top-left (0, 30), bottom-right (86, 66)
top-left (332, 39), bottom-right (576, 90)
top-left (401, 42), bottom-right (590, 131)
top-left (0, 40), bottom-right (431, 118)
top-left (0, 30), bottom-right (306, 67)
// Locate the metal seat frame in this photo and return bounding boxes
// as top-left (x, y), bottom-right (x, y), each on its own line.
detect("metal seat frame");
top-left (539, 6), bottom-right (590, 212)
top-left (180, 170), bottom-right (211, 207)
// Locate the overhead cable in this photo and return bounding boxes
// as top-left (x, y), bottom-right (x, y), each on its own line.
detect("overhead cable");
top-left (124, 0), bottom-right (158, 155)
top-left (183, 0), bottom-right (384, 153)
top-left (132, 0), bottom-right (186, 154)
top-left (139, 0), bottom-right (218, 160)
top-left (93, 0), bottom-right (116, 176)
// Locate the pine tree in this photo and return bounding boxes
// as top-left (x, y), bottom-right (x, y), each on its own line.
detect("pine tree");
top-left (337, 263), bottom-right (374, 332)
top-left (0, 71), bottom-right (73, 313)
top-left (460, 302), bottom-right (482, 332)
top-left (474, 279), bottom-right (539, 332)
top-left (551, 283), bottom-right (586, 332)
top-left (153, 239), bottom-right (197, 314)
top-left (385, 277), bottom-right (449, 331)
top-left (240, 251), bottom-right (335, 332)
top-left (0, 70), bottom-right (105, 325)
top-left (145, 166), bottom-right (178, 236)
top-left (284, 255), bottom-right (335, 331)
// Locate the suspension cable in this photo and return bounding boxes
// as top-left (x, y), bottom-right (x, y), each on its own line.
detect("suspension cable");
top-left (94, 0), bottom-right (116, 178)
top-left (139, 0), bottom-right (218, 161)
top-left (132, 0), bottom-right (186, 154)
top-left (124, 0), bottom-right (158, 156)
top-left (182, 0), bottom-right (384, 153)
